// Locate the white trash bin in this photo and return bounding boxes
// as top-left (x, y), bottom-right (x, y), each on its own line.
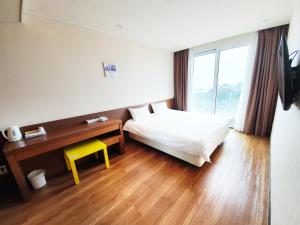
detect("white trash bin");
top-left (27, 169), bottom-right (46, 189)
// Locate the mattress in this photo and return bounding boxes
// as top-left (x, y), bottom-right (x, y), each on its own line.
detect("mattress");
top-left (128, 132), bottom-right (207, 167)
top-left (123, 110), bottom-right (231, 166)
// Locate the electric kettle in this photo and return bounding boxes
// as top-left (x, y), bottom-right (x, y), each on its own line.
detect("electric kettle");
top-left (2, 126), bottom-right (23, 142)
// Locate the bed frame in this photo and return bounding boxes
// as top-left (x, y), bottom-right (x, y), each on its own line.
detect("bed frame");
top-left (129, 133), bottom-right (207, 167)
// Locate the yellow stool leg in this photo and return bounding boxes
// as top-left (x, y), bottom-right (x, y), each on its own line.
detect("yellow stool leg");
top-left (103, 147), bottom-right (110, 169)
top-left (70, 160), bottom-right (80, 185)
top-left (64, 153), bottom-right (71, 171)
top-left (95, 152), bottom-right (99, 159)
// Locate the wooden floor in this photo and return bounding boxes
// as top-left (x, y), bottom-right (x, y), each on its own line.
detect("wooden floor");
top-left (0, 131), bottom-right (269, 225)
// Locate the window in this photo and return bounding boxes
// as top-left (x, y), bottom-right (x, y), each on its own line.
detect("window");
top-left (191, 45), bottom-right (249, 117)
top-left (191, 51), bottom-right (216, 113)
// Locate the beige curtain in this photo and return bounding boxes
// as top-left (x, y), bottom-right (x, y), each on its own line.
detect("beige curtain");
top-left (174, 49), bottom-right (189, 111)
top-left (244, 25), bottom-right (289, 137)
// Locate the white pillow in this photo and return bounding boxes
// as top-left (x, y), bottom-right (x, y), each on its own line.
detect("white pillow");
top-left (128, 105), bottom-right (151, 121)
top-left (151, 102), bottom-right (169, 114)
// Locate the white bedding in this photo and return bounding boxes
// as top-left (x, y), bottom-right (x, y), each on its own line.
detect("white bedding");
top-left (123, 110), bottom-right (232, 163)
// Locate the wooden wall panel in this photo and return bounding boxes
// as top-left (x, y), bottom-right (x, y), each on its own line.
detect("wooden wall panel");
top-left (21, 98), bottom-right (174, 133)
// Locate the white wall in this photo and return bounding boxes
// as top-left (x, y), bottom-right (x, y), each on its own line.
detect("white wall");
top-left (0, 14), bottom-right (173, 128)
top-left (0, 0), bottom-right (21, 22)
top-left (271, 0), bottom-right (300, 224)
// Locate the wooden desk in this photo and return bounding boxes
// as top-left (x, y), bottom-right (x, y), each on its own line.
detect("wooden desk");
top-left (3, 119), bottom-right (124, 201)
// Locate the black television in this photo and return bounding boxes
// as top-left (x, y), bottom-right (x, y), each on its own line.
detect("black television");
top-left (278, 35), bottom-right (300, 111)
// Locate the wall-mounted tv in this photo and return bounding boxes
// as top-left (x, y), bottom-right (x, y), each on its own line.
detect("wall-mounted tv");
top-left (278, 35), bottom-right (300, 111)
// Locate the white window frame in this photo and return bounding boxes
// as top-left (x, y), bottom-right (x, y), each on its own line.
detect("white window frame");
top-left (188, 35), bottom-right (252, 113)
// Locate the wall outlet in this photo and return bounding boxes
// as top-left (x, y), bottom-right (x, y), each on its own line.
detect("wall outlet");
top-left (0, 165), bottom-right (8, 175)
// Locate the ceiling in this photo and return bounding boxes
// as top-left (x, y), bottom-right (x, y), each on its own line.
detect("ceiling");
top-left (22, 0), bottom-right (294, 51)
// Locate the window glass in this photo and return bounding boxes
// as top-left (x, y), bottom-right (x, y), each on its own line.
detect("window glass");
top-left (191, 52), bottom-right (216, 113)
top-left (191, 45), bottom-right (249, 117)
top-left (215, 46), bottom-right (249, 115)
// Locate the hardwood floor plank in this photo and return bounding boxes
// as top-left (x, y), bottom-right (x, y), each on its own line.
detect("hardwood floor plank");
top-left (0, 130), bottom-right (269, 225)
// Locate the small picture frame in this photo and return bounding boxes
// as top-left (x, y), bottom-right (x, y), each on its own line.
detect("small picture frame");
top-left (103, 62), bottom-right (118, 77)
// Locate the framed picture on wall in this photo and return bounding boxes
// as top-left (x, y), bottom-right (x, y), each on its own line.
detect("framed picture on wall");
top-left (103, 62), bottom-right (118, 77)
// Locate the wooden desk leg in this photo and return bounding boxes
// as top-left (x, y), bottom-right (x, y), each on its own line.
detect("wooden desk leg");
top-left (119, 124), bottom-right (125, 153)
top-left (119, 136), bottom-right (125, 153)
top-left (6, 154), bottom-right (30, 201)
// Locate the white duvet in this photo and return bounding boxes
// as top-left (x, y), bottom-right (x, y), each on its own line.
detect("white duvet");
top-left (123, 110), bottom-right (232, 162)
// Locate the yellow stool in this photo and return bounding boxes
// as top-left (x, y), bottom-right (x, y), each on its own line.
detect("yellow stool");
top-left (63, 138), bottom-right (110, 185)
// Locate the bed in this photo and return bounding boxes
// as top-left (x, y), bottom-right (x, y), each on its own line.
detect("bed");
top-left (123, 109), bottom-right (232, 167)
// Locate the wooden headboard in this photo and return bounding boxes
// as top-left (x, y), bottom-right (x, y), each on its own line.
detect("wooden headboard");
top-left (20, 98), bottom-right (174, 133)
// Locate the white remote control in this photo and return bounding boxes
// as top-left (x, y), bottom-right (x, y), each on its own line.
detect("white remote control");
top-left (86, 118), bottom-right (100, 124)
top-left (99, 116), bottom-right (108, 122)
top-left (86, 116), bottom-right (109, 124)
